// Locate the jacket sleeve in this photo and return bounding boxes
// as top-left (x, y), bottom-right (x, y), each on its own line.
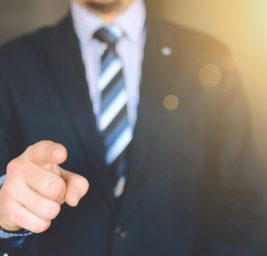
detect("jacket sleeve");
top-left (0, 228), bottom-right (33, 256)
top-left (0, 62), bottom-right (34, 256)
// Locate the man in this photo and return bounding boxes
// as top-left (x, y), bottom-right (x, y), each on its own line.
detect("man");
top-left (0, 0), bottom-right (262, 255)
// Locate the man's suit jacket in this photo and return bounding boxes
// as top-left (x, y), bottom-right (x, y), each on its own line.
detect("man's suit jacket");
top-left (0, 14), bottom-right (262, 256)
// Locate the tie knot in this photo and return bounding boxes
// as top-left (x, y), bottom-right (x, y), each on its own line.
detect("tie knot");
top-left (94, 27), bottom-right (121, 46)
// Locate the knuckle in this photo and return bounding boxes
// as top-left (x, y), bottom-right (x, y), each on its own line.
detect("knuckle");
top-left (38, 201), bottom-right (60, 220)
top-left (41, 140), bottom-right (53, 144)
top-left (66, 174), bottom-right (89, 200)
top-left (36, 140), bottom-right (54, 147)
top-left (40, 140), bottom-right (58, 152)
top-left (6, 159), bottom-right (20, 177)
top-left (49, 178), bottom-right (66, 200)
top-left (46, 203), bottom-right (61, 220)
top-left (1, 183), bottom-right (15, 200)
top-left (32, 220), bottom-right (51, 233)
top-left (25, 144), bottom-right (33, 152)
top-left (3, 202), bottom-right (18, 225)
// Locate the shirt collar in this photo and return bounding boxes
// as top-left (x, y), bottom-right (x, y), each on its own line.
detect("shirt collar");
top-left (70, 0), bottom-right (146, 45)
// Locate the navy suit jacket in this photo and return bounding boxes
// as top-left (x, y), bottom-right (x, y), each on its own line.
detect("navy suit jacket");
top-left (0, 14), bottom-right (262, 256)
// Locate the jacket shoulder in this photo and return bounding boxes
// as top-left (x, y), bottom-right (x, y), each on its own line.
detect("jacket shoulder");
top-left (0, 27), bottom-right (52, 65)
top-left (154, 18), bottom-right (230, 53)
top-left (0, 15), bottom-right (70, 68)
top-left (152, 19), bottom-right (242, 101)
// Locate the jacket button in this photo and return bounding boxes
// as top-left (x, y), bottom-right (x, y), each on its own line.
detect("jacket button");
top-left (114, 226), bottom-right (127, 239)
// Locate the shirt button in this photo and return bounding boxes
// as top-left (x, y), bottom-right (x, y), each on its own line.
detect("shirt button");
top-left (114, 226), bottom-right (127, 239)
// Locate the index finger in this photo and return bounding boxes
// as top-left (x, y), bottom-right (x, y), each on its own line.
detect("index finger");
top-left (24, 140), bottom-right (67, 167)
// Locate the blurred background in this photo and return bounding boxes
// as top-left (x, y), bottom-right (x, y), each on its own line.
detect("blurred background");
top-left (0, 0), bottom-right (266, 254)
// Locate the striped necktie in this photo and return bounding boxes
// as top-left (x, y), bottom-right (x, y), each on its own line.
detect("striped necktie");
top-left (94, 27), bottom-right (133, 198)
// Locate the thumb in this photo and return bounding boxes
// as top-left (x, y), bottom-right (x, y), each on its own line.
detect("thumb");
top-left (60, 169), bottom-right (89, 207)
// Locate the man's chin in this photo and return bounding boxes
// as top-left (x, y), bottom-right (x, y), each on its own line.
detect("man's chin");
top-left (86, 1), bottom-right (122, 14)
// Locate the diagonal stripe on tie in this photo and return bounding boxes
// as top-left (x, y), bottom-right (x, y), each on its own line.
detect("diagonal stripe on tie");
top-left (94, 26), bottom-right (132, 197)
top-left (99, 88), bottom-right (127, 132)
top-left (105, 127), bottom-right (133, 164)
top-left (101, 49), bottom-right (117, 72)
top-left (104, 114), bottom-right (128, 150)
top-left (101, 105), bottom-right (128, 140)
top-left (99, 59), bottom-right (122, 91)
top-left (101, 71), bottom-right (124, 111)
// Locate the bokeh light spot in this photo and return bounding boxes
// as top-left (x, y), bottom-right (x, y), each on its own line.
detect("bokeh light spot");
top-left (163, 95), bottom-right (180, 111)
top-left (222, 55), bottom-right (236, 71)
top-left (198, 64), bottom-right (222, 87)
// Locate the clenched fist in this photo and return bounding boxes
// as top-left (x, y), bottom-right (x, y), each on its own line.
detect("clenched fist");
top-left (0, 141), bottom-right (89, 233)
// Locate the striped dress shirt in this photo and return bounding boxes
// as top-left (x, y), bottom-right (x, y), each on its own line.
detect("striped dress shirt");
top-left (70, 0), bottom-right (146, 128)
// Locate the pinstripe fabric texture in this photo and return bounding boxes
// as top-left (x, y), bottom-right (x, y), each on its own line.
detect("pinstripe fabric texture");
top-left (94, 27), bottom-right (132, 197)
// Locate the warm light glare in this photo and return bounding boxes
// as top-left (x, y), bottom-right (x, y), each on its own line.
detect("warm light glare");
top-left (162, 0), bottom-right (267, 167)
top-left (237, 0), bottom-right (267, 50)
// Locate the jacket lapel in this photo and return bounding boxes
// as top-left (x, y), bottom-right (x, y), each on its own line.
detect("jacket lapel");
top-left (120, 19), bottom-right (180, 217)
top-left (44, 16), bottom-right (114, 204)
